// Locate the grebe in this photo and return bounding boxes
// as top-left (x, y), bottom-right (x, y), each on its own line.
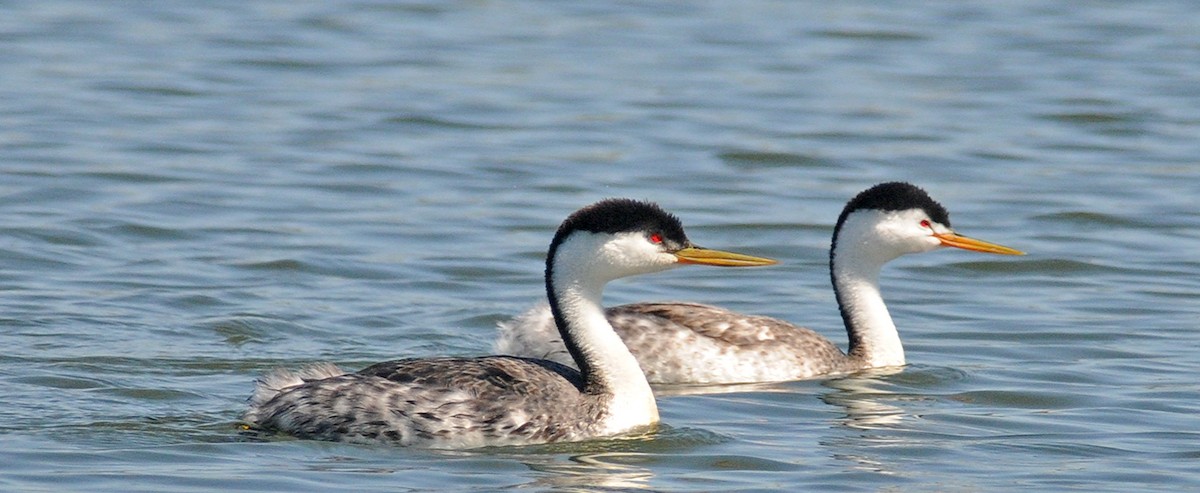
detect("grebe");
top-left (242, 198), bottom-right (776, 447)
top-left (494, 182), bottom-right (1023, 384)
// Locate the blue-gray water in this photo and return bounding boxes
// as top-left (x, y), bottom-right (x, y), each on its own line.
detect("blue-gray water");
top-left (3, 1), bottom-right (1199, 491)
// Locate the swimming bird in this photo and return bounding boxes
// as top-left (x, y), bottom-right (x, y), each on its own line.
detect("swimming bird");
top-left (494, 182), bottom-right (1023, 384)
top-left (242, 198), bottom-right (776, 448)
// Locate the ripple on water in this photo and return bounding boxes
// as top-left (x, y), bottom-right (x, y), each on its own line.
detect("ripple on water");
top-left (943, 256), bottom-right (1111, 275)
top-left (474, 424), bottom-right (730, 456)
top-left (812, 28), bottom-right (927, 41)
top-left (104, 221), bottom-right (198, 241)
top-left (1032, 210), bottom-right (1159, 229)
top-left (717, 150), bottom-right (839, 169)
top-left (944, 389), bottom-right (1095, 410)
top-left (228, 257), bottom-right (399, 280)
top-left (12, 374), bottom-right (114, 390)
top-left (203, 315), bottom-right (326, 347)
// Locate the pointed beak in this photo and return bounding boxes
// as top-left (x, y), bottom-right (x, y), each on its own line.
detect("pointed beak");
top-left (673, 246), bottom-right (779, 267)
top-left (933, 232), bottom-right (1025, 255)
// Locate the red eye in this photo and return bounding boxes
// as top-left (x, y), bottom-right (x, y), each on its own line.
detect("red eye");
top-left (920, 220), bottom-right (932, 229)
top-left (649, 233), bottom-right (663, 244)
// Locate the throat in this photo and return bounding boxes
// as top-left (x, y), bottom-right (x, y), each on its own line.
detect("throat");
top-left (831, 259), bottom-right (905, 368)
top-left (547, 274), bottom-right (658, 431)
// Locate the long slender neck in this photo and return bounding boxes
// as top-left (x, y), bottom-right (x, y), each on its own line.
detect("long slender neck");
top-left (829, 236), bottom-right (905, 368)
top-left (545, 237), bottom-right (658, 429)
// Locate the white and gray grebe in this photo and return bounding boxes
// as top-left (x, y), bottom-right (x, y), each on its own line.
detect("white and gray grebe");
top-left (242, 198), bottom-right (776, 448)
top-left (495, 182), bottom-right (1024, 384)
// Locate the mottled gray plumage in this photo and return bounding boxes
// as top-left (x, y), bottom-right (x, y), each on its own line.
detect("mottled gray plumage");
top-left (496, 301), bottom-right (859, 384)
top-left (610, 302), bottom-right (858, 380)
top-left (244, 356), bottom-right (613, 448)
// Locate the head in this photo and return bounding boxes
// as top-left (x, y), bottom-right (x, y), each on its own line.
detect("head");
top-left (546, 198), bottom-right (776, 287)
top-left (832, 182), bottom-right (1023, 266)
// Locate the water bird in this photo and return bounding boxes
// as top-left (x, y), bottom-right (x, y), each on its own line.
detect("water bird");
top-left (494, 182), bottom-right (1024, 384)
top-left (242, 198), bottom-right (776, 448)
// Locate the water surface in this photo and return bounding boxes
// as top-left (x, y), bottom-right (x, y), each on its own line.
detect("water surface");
top-left (3, 1), bottom-right (1200, 491)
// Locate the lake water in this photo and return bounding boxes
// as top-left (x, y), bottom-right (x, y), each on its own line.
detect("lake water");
top-left (3, 1), bottom-right (1199, 491)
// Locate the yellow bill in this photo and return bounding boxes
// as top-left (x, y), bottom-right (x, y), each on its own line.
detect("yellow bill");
top-left (674, 247), bottom-right (778, 267)
top-left (933, 232), bottom-right (1025, 255)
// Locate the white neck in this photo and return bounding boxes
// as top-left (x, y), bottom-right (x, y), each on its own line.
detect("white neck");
top-left (831, 257), bottom-right (904, 367)
top-left (831, 212), bottom-right (912, 368)
top-left (548, 233), bottom-right (661, 433)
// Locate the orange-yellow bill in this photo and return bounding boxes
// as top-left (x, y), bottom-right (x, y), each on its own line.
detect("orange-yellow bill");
top-left (674, 247), bottom-right (778, 267)
top-left (933, 232), bottom-right (1025, 255)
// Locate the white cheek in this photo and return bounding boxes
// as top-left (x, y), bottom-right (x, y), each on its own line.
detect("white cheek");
top-left (903, 225), bottom-right (940, 253)
top-left (877, 213), bottom-right (942, 254)
top-left (922, 235), bottom-right (944, 251)
top-left (600, 234), bottom-right (678, 278)
top-left (875, 221), bottom-right (915, 246)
